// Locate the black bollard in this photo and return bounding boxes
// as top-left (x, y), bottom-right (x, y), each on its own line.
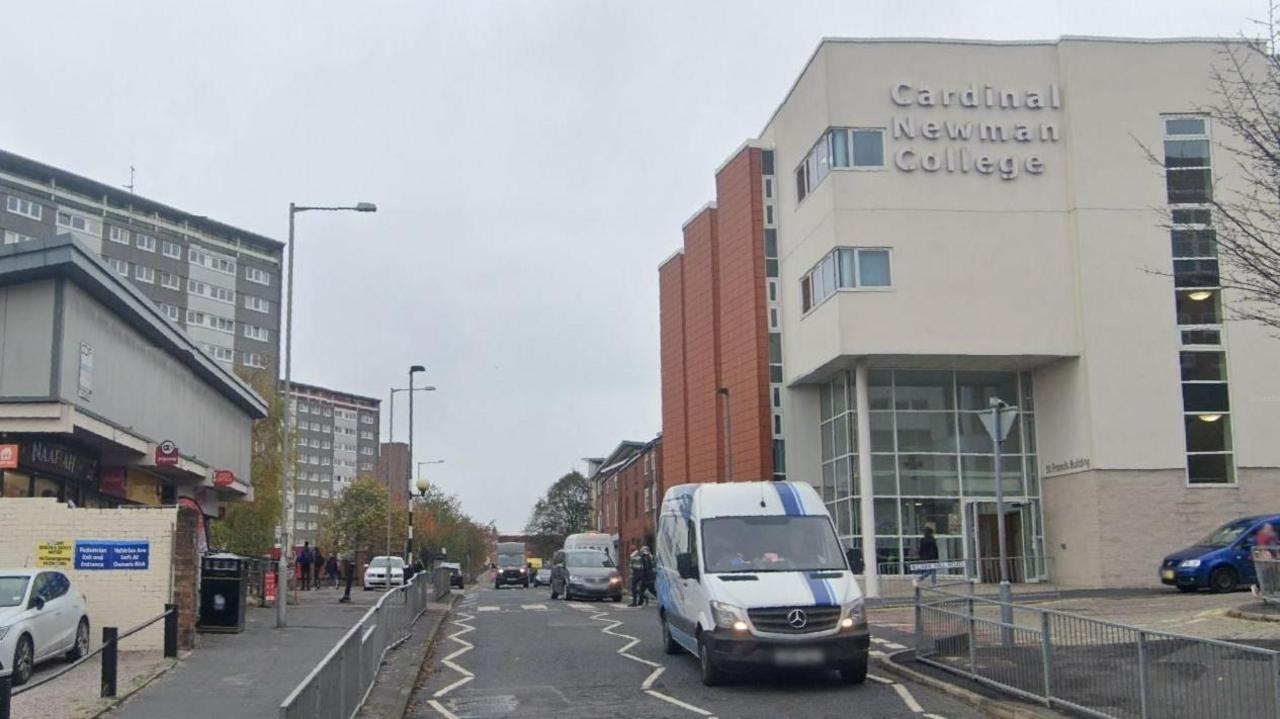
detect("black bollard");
top-left (164, 604), bottom-right (178, 658)
top-left (101, 627), bottom-right (118, 698)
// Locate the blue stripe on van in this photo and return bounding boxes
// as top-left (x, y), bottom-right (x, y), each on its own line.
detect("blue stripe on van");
top-left (806, 574), bottom-right (837, 606)
top-left (773, 482), bottom-right (803, 516)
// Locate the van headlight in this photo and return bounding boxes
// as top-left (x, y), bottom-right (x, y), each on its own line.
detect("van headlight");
top-left (711, 601), bottom-right (748, 631)
top-left (1179, 560), bottom-right (1202, 568)
top-left (841, 598), bottom-right (866, 629)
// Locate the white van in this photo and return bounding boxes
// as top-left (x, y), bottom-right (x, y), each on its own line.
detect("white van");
top-left (655, 481), bottom-right (869, 686)
top-left (563, 532), bottom-right (616, 560)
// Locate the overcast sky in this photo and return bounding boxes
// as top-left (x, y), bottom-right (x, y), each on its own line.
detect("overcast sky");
top-left (2, 1), bottom-right (1261, 531)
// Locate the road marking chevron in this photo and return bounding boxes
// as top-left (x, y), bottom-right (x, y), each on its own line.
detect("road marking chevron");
top-left (432, 612), bottom-right (476, 699)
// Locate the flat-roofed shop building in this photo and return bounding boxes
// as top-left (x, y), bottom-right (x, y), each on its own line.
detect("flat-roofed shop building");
top-left (658, 37), bottom-right (1280, 588)
top-left (0, 235), bottom-right (266, 511)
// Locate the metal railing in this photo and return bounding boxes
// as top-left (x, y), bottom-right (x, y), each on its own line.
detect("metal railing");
top-left (1254, 549), bottom-right (1280, 604)
top-left (882, 554), bottom-right (1052, 583)
top-left (0, 605), bottom-right (178, 719)
top-left (913, 582), bottom-right (1280, 719)
top-left (278, 568), bottom-right (450, 719)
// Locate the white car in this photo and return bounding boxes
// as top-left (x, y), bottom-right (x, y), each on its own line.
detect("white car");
top-left (0, 569), bottom-right (90, 685)
top-left (363, 556), bottom-right (406, 591)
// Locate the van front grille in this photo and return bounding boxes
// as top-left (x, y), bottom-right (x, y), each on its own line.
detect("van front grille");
top-left (748, 605), bottom-right (841, 634)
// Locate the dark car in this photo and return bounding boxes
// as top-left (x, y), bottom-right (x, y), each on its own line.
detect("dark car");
top-left (550, 549), bottom-right (622, 602)
top-left (1160, 514), bottom-right (1280, 592)
top-left (439, 562), bottom-right (465, 589)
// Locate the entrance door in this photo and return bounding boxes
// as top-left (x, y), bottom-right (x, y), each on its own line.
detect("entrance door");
top-left (966, 501), bottom-right (1027, 584)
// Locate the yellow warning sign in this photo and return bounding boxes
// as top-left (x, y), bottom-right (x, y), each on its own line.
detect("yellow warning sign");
top-left (37, 540), bottom-right (73, 568)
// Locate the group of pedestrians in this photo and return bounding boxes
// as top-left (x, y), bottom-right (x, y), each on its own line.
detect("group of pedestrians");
top-left (296, 541), bottom-right (345, 591)
top-left (628, 546), bottom-right (656, 606)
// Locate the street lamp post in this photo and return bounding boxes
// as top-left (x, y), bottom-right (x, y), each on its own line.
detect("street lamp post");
top-left (278, 201), bottom-right (376, 629)
top-left (384, 384), bottom-right (436, 557)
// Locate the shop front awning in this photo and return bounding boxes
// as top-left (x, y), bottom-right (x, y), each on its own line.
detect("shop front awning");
top-left (788, 353), bottom-right (1076, 386)
top-left (0, 401), bottom-right (150, 454)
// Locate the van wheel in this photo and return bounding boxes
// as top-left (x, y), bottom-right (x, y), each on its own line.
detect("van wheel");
top-left (661, 615), bottom-right (681, 655)
top-left (839, 656), bottom-right (868, 685)
top-left (1209, 566), bottom-right (1238, 593)
top-left (698, 633), bottom-right (725, 686)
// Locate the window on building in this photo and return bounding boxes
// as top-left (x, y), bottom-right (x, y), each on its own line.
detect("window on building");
top-left (160, 272), bottom-right (181, 290)
top-left (157, 303), bottom-right (180, 323)
top-left (58, 211), bottom-right (99, 235)
top-left (6, 196), bottom-right (42, 220)
top-left (108, 258), bottom-right (130, 277)
top-left (243, 324), bottom-right (270, 342)
top-left (244, 295), bottom-right (270, 313)
top-left (1164, 116), bottom-right (1212, 204)
top-left (108, 226), bottom-right (130, 244)
top-left (161, 240), bottom-right (182, 259)
top-left (134, 265), bottom-right (155, 284)
top-left (243, 352), bottom-right (267, 369)
top-left (1165, 117), bottom-right (1233, 485)
top-left (245, 266), bottom-right (271, 285)
top-left (796, 128), bottom-right (887, 203)
top-left (134, 233), bottom-right (156, 252)
top-left (3, 230), bottom-right (34, 245)
top-left (802, 248), bottom-right (893, 311)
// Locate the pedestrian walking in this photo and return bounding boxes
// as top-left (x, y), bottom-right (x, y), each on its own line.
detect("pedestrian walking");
top-left (915, 526), bottom-right (939, 585)
top-left (339, 546), bottom-right (356, 603)
top-left (325, 553), bottom-right (339, 588)
top-left (628, 548), bottom-right (644, 606)
top-left (638, 546), bottom-right (656, 606)
top-left (527, 562), bottom-right (535, 588)
top-left (312, 549), bottom-right (324, 590)
top-left (298, 542), bottom-right (314, 591)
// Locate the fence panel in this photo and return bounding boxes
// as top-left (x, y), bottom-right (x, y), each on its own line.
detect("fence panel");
top-left (279, 573), bottom-right (439, 719)
top-left (914, 584), bottom-right (1280, 719)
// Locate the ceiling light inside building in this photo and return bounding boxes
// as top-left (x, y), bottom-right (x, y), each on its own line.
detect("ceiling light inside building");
top-left (1187, 290), bottom-right (1213, 301)
top-left (1197, 414), bottom-right (1223, 423)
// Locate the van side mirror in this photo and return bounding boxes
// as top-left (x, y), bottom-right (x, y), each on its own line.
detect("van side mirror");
top-left (846, 549), bottom-right (864, 574)
top-left (676, 552), bottom-right (698, 580)
top-left (30, 595), bottom-right (45, 611)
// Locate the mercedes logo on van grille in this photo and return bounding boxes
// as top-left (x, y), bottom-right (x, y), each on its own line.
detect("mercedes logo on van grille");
top-left (787, 609), bottom-right (808, 629)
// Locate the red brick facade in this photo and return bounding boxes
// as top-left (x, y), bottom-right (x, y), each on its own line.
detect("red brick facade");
top-left (659, 147), bottom-right (772, 488)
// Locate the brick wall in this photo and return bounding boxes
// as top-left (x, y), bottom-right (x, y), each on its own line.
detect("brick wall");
top-left (683, 208), bottom-right (723, 483)
top-left (658, 146), bottom-right (773, 488)
top-left (659, 256), bottom-right (689, 487)
top-left (0, 498), bottom-right (179, 650)
top-left (713, 148), bottom-right (773, 482)
top-left (1045, 467), bottom-right (1280, 587)
top-left (173, 506), bottom-right (199, 649)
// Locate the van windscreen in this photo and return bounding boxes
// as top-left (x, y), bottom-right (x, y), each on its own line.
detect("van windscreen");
top-left (702, 515), bottom-right (845, 573)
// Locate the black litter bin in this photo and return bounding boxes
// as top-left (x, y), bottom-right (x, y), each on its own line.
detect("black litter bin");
top-left (198, 553), bottom-right (247, 633)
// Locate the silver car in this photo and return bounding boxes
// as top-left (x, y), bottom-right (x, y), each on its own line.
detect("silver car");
top-left (550, 549), bottom-right (622, 602)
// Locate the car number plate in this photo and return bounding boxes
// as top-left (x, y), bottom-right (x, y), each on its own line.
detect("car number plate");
top-left (1161, 569), bottom-right (1175, 581)
top-left (774, 647), bottom-right (824, 666)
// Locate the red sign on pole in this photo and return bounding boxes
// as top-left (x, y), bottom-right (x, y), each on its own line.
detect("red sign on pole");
top-left (155, 440), bottom-right (179, 467)
top-left (0, 444), bottom-right (18, 470)
top-left (265, 570), bottom-right (277, 605)
top-left (214, 470), bottom-right (235, 488)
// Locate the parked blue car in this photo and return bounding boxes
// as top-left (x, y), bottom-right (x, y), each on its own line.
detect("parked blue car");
top-left (1160, 514), bottom-right (1280, 593)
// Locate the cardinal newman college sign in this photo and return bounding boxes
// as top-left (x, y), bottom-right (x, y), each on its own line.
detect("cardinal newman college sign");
top-left (889, 81), bottom-right (1063, 180)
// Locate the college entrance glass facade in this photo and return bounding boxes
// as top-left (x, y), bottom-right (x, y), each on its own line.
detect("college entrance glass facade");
top-left (817, 368), bottom-right (1045, 580)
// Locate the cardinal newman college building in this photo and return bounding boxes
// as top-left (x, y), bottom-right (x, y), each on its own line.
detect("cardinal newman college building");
top-left (657, 37), bottom-right (1280, 590)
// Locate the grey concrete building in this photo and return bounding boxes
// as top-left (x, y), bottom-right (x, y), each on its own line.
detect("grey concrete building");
top-left (0, 149), bottom-right (283, 374)
top-left (0, 235), bottom-right (267, 514)
top-left (288, 382), bottom-right (381, 544)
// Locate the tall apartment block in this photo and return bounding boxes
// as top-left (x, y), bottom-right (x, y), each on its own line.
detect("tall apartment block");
top-left (0, 149), bottom-right (283, 373)
top-left (289, 382), bottom-right (381, 544)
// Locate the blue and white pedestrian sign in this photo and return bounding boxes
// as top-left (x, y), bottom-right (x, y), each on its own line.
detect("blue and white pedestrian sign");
top-left (74, 540), bottom-right (150, 570)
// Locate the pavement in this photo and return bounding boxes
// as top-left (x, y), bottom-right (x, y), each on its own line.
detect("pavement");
top-left (358, 593), bottom-right (459, 719)
top-left (10, 651), bottom-right (173, 719)
top-left (870, 582), bottom-right (1280, 719)
top-left (101, 583), bottom-right (389, 719)
top-left (407, 584), bottom-right (987, 719)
